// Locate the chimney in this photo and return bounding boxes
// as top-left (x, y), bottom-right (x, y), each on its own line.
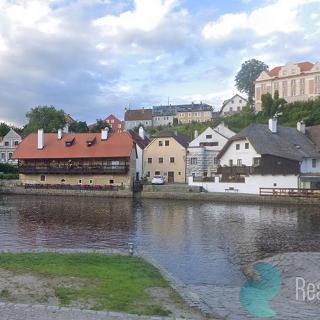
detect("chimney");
top-left (101, 127), bottom-right (109, 140)
top-left (58, 128), bottom-right (63, 140)
top-left (268, 118), bottom-right (277, 134)
top-left (139, 126), bottom-right (145, 140)
top-left (194, 130), bottom-right (199, 139)
top-left (297, 121), bottom-right (306, 134)
top-left (37, 129), bottom-right (44, 149)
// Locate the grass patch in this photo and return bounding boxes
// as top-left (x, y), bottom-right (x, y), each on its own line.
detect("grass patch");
top-left (0, 252), bottom-right (171, 316)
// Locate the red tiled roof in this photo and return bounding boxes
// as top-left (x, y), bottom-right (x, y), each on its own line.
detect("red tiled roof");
top-left (124, 109), bottom-right (153, 121)
top-left (13, 132), bottom-right (133, 160)
top-left (268, 62), bottom-right (314, 77)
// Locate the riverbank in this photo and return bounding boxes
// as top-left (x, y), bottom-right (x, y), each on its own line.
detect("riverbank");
top-left (2, 181), bottom-right (320, 205)
top-left (0, 251), bottom-right (203, 319)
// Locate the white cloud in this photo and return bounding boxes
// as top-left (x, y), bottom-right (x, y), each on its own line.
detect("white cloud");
top-left (93, 0), bottom-right (178, 34)
top-left (202, 0), bottom-right (320, 41)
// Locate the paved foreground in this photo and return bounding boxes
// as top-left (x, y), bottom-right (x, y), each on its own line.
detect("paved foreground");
top-left (0, 302), bottom-right (183, 320)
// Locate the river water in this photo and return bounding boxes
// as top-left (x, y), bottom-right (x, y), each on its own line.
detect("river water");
top-left (0, 194), bottom-right (320, 289)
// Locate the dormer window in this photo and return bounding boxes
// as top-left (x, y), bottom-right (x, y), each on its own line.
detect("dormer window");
top-left (65, 137), bottom-right (75, 147)
top-left (86, 137), bottom-right (96, 147)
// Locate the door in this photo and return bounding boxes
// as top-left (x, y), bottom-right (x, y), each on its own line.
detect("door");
top-left (168, 171), bottom-right (174, 183)
top-left (135, 172), bottom-right (140, 181)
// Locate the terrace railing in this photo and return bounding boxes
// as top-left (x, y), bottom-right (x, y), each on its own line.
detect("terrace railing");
top-left (260, 188), bottom-right (320, 198)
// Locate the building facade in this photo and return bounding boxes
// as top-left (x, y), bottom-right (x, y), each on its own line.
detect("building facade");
top-left (13, 129), bottom-right (136, 189)
top-left (176, 103), bottom-right (213, 124)
top-left (220, 94), bottom-right (248, 116)
top-left (104, 114), bottom-right (124, 132)
top-left (124, 108), bottom-right (153, 130)
top-left (187, 123), bottom-right (235, 178)
top-left (152, 105), bottom-right (177, 127)
top-left (255, 61), bottom-right (320, 111)
top-left (189, 119), bottom-right (320, 194)
top-left (143, 132), bottom-right (190, 183)
top-left (0, 129), bottom-right (22, 164)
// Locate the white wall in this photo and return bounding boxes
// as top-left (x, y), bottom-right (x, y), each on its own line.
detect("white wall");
top-left (136, 145), bottom-right (143, 180)
top-left (300, 158), bottom-right (320, 174)
top-left (189, 175), bottom-right (299, 194)
top-left (220, 139), bottom-right (260, 166)
top-left (221, 95), bottom-right (247, 115)
top-left (189, 127), bottom-right (229, 150)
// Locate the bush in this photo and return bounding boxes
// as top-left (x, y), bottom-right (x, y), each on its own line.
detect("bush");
top-left (0, 163), bottom-right (18, 174)
top-left (0, 173), bottom-right (19, 180)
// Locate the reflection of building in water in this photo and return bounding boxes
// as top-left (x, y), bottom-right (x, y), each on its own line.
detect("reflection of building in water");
top-left (15, 196), bottom-right (134, 249)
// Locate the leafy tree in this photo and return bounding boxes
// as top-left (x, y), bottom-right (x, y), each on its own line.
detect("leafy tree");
top-left (261, 93), bottom-right (274, 117)
top-left (235, 59), bottom-right (269, 101)
top-left (24, 106), bottom-right (66, 133)
top-left (69, 121), bottom-right (88, 133)
top-left (89, 119), bottom-right (111, 133)
top-left (0, 123), bottom-right (10, 137)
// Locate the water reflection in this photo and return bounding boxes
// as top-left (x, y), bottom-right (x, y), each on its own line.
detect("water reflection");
top-left (0, 195), bottom-right (320, 286)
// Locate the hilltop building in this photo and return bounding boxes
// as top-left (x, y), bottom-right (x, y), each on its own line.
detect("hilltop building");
top-left (255, 61), bottom-right (320, 111)
top-left (176, 103), bottom-right (213, 124)
top-left (0, 129), bottom-right (22, 164)
top-left (13, 129), bottom-right (136, 189)
top-left (143, 132), bottom-right (190, 183)
top-left (220, 94), bottom-right (248, 116)
top-left (124, 108), bottom-right (153, 130)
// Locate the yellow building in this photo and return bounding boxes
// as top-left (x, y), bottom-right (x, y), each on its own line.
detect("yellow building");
top-left (176, 103), bottom-right (213, 124)
top-left (13, 129), bottom-right (136, 189)
top-left (255, 61), bottom-right (320, 111)
top-left (143, 132), bottom-right (190, 183)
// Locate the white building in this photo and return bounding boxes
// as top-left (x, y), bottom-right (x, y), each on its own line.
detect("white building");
top-left (128, 127), bottom-right (150, 181)
top-left (189, 119), bottom-right (320, 194)
top-left (220, 94), bottom-right (248, 116)
top-left (0, 129), bottom-right (22, 164)
top-left (187, 123), bottom-right (235, 178)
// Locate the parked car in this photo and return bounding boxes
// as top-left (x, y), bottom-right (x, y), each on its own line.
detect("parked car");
top-left (151, 175), bottom-right (165, 185)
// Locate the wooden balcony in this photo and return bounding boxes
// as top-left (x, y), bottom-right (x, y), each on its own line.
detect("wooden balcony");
top-left (217, 166), bottom-right (255, 175)
top-left (19, 165), bottom-right (129, 175)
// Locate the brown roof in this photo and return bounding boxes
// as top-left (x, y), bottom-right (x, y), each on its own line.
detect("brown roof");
top-left (13, 132), bottom-right (134, 160)
top-left (124, 109), bottom-right (152, 121)
top-left (307, 125), bottom-right (320, 150)
top-left (128, 130), bottom-right (150, 149)
top-left (268, 62), bottom-right (314, 77)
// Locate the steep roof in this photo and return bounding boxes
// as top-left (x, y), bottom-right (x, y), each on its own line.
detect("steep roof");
top-left (268, 62), bottom-right (314, 77)
top-left (306, 125), bottom-right (320, 150)
top-left (218, 124), bottom-right (320, 161)
top-left (13, 132), bottom-right (134, 160)
top-left (124, 109), bottom-right (153, 121)
top-left (156, 131), bottom-right (191, 148)
top-left (128, 130), bottom-right (150, 149)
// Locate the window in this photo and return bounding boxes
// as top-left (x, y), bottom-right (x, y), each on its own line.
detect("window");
top-left (274, 82), bottom-right (279, 91)
top-left (282, 81), bottom-right (288, 97)
top-left (1, 153), bottom-right (5, 160)
top-left (312, 159), bottom-right (317, 168)
top-left (4, 141), bottom-right (9, 146)
top-left (170, 157), bottom-right (175, 163)
top-left (178, 172), bottom-right (181, 175)
top-left (236, 144), bottom-right (240, 150)
top-left (300, 78), bottom-right (305, 95)
top-left (188, 112), bottom-right (192, 117)
top-left (78, 179), bottom-right (82, 184)
top-left (195, 112), bottom-right (201, 117)
top-left (291, 79), bottom-right (296, 96)
top-left (14, 141), bottom-right (19, 146)
top-left (179, 113), bottom-right (185, 117)
top-left (155, 171), bottom-right (160, 175)
top-left (190, 158), bottom-right (197, 165)
top-left (245, 143), bottom-right (249, 149)
top-left (61, 179), bottom-right (66, 183)
top-left (146, 171), bottom-right (150, 177)
top-left (229, 159), bottom-right (233, 166)
top-left (159, 157), bottom-right (163, 163)
top-left (8, 153), bottom-right (12, 159)
top-left (40, 175), bottom-right (46, 182)
top-left (315, 76), bottom-right (320, 94)
top-left (237, 159), bottom-right (242, 166)
top-left (200, 142), bottom-right (218, 147)
top-left (206, 135), bottom-right (212, 139)
top-left (159, 140), bottom-right (163, 146)
top-left (165, 140), bottom-right (169, 146)
top-left (109, 179), bottom-right (114, 184)
top-left (89, 179), bottom-right (94, 185)
top-left (148, 158), bottom-right (152, 163)
top-left (231, 100), bottom-right (234, 104)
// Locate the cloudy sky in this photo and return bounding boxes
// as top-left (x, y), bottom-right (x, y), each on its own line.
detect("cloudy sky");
top-left (0, 0), bottom-right (319, 125)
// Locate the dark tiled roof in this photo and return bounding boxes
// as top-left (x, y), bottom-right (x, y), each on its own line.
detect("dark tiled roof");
top-left (128, 130), bottom-right (150, 149)
top-left (307, 125), bottom-right (320, 150)
top-left (156, 131), bottom-right (191, 148)
top-left (124, 109), bottom-right (153, 121)
top-left (218, 124), bottom-right (320, 161)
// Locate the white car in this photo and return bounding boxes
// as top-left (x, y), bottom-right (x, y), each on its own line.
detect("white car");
top-left (151, 175), bottom-right (165, 185)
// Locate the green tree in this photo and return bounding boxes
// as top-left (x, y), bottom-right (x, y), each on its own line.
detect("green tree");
top-left (69, 121), bottom-right (89, 133)
top-left (24, 106), bottom-right (66, 133)
top-left (235, 59), bottom-right (269, 101)
top-left (89, 119), bottom-right (111, 133)
top-left (0, 123), bottom-right (10, 137)
top-left (261, 93), bottom-right (274, 117)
